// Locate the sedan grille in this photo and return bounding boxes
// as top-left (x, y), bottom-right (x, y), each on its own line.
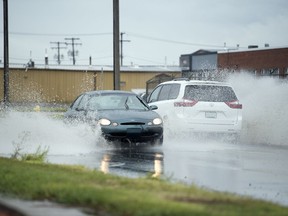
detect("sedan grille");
top-left (121, 122), bottom-right (145, 125)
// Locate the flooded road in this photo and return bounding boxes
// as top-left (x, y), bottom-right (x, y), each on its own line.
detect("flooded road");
top-left (44, 138), bottom-right (288, 207)
top-left (163, 140), bottom-right (288, 206)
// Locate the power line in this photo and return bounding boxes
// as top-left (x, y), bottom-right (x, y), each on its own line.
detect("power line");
top-left (126, 32), bottom-right (241, 49)
top-left (0, 31), bottom-right (112, 37)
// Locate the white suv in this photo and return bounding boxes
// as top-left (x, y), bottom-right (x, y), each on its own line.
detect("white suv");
top-left (147, 79), bottom-right (242, 139)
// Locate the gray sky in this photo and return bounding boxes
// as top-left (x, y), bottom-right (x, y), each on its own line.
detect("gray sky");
top-left (1, 0), bottom-right (288, 66)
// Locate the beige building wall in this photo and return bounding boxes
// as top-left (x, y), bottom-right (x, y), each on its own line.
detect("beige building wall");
top-left (0, 68), bottom-right (179, 103)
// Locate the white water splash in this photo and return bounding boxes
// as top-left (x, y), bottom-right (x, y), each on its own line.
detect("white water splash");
top-left (228, 72), bottom-right (288, 146)
top-left (0, 111), bottom-right (99, 156)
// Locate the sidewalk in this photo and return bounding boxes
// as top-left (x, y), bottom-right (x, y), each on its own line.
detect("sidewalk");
top-left (0, 197), bottom-right (89, 216)
top-left (0, 202), bottom-right (24, 216)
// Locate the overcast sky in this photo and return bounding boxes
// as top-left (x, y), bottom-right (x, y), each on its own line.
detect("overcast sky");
top-left (1, 0), bottom-right (288, 66)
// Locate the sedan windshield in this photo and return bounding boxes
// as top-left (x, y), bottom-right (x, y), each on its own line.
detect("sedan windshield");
top-left (87, 94), bottom-right (149, 111)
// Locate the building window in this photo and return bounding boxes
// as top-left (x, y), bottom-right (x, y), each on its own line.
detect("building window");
top-left (261, 68), bottom-right (279, 76)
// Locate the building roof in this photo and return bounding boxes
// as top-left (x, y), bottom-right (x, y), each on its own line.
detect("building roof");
top-left (217, 46), bottom-right (288, 54)
top-left (0, 63), bottom-right (182, 72)
top-left (181, 49), bottom-right (222, 57)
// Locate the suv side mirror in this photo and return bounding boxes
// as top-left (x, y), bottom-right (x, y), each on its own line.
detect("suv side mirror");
top-left (149, 105), bottom-right (158, 110)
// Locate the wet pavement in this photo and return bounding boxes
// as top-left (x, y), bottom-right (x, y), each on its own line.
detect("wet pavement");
top-left (46, 139), bottom-right (288, 207)
top-left (162, 140), bottom-right (288, 206)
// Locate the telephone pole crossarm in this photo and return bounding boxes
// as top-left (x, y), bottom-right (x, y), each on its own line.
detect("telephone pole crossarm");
top-left (65, 37), bottom-right (82, 65)
top-left (50, 41), bottom-right (67, 65)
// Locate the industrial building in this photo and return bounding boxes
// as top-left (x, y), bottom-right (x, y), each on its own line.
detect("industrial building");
top-left (180, 46), bottom-right (288, 79)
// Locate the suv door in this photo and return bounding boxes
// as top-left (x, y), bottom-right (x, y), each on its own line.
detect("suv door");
top-left (148, 83), bottom-right (180, 123)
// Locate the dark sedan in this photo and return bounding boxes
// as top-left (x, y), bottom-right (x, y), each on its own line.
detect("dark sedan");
top-left (64, 90), bottom-right (163, 146)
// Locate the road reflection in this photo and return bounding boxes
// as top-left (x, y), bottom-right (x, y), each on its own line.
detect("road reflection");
top-left (100, 154), bottom-right (110, 174)
top-left (99, 147), bottom-right (164, 178)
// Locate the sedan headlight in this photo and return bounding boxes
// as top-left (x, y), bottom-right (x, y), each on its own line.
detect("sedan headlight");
top-left (99, 118), bottom-right (111, 126)
top-left (152, 118), bottom-right (162, 125)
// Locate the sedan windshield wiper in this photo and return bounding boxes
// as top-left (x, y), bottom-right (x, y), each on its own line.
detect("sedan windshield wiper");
top-left (124, 97), bottom-right (129, 110)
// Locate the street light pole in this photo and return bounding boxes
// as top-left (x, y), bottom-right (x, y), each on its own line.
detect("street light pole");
top-left (113, 0), bottom-right (120, 90)
top-left (3, 0), bottom-right (9, 104)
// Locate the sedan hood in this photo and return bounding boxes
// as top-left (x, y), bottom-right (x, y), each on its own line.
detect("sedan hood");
top-left (88, 109), bottom-right (160, 123)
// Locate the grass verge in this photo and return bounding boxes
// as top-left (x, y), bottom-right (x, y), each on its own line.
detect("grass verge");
top-left (0, 157), bottom-right (287, 216)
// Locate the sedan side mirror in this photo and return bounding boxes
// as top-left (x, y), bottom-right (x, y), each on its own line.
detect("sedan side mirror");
top-left (149, 105), bottom-right (158, 110)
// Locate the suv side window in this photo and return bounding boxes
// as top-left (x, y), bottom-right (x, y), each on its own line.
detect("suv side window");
top-left (148, 86), bottom-right (162, 103)
top-left (169, 84), bottom-right (180, 99)
top-left (158, 84), bottom-right (180, 101)
top-left (158, 85), bottom-right (171, 100)
top-left (148, 83), bottom-right (180, 103)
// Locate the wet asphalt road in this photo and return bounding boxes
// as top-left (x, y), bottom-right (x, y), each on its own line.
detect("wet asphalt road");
top-left (47, 138), bottom-right (288, 207)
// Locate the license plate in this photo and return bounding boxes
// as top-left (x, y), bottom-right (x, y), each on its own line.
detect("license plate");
top-left (205, 111), bottom-right (217, 118)
top-left (127, 128), bottom-right (141, 134)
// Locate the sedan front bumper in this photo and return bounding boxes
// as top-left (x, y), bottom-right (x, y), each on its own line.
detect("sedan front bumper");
top-left (101, 125), bottom-right (163, 143)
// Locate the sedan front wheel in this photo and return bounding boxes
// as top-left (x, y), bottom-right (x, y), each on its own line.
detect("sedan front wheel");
top-left (151, 136), bottom-right (163, 146)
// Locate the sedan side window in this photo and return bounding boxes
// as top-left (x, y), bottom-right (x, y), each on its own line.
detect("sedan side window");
top-left (77, 95), bottom-right (89, 110)
top-left (70, 95), bottom-right (83, 110)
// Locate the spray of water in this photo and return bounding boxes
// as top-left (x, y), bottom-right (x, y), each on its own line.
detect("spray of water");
top-left (0, 111), bottom-right (100, 156)
top-left (228, 72), bottom-right (288, 146)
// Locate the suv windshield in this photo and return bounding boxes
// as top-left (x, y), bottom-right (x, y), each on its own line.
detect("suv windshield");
top-left (184, 85), bottom-right (237, 102)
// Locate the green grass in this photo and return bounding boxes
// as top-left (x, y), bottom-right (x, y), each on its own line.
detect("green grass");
top-left (0, 157), bottom-right (287, 216)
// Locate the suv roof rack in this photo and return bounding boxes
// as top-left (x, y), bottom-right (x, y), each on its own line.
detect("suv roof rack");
top-left (173, 77), bottom-right (190, 81)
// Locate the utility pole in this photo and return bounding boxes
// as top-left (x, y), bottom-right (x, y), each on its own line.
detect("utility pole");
top-left (113, 0), bottom-right (120, 90)
top-left (120, 32), bottom-right (130, 66)
top-left (3, 0), bottom-right (9, 104)
top-left (50, 41), bottom-right (66, 65)
top-left (65, 37), bottom-right (82, 65)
